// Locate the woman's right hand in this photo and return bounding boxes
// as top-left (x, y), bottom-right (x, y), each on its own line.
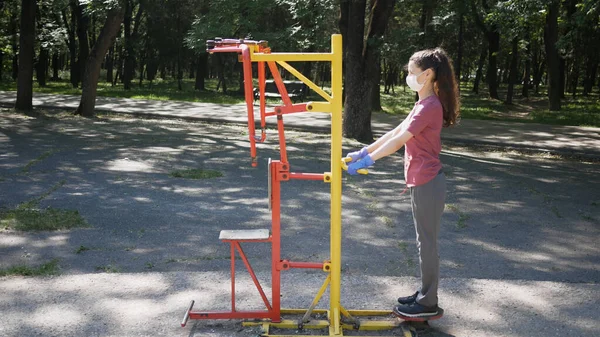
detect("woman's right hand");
top-left (345, 147), bottom-right (369, 164)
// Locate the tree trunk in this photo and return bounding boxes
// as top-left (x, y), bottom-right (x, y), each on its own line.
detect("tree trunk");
top-left (486, 30), bottom-right (500, 99)
top-left (583, 54), bottom-right (598, 96)
top-left (0, 51), bottom-right (3, 80)
top-left (237, 61), bottom-right (244, 93)
top-left (195, 52), bottom-right (207, 90)
top-left (456, 13), bottom-right (464, 88)
top-left (113, 42), bottom-right (123, 86)
top-left (371, 57), bottom-right (382, 111)
top-left (544, 0), bottom-right (561, 111)
top-left (522, 35), bottom-right (531, 98)
top-left (74, 0), bottom-right (89, 85)
top-left (106, 45), bottom-right (114, 83)
top-left (62, 7), bottom-right (78, 87)
top-left (473, 43), bottom-right (486, 94)
top-left (583, 12), bottom-right (599, 95)
top-left (501, 57), bottom-right (510, 84)
top-left (15, 0), bottom-right (36, 111)
top-left (11, 10), bottom-right (19, 80)
top-left (418, 0), bottom-right (435, 47)
top-left (51, 52), bottom-right (60, 80)
top-left (341, 0), bottom-right (396, 142)
top-left (138, 55), bottom-right (145, 87)
top-left (75, 7), bottom-right (125, 117)
top-left (123, 0), bottom-right (133, 90)
top-left (505, 37), bottom-right (518, 105)
top-left (36, 47), bottom-right (49, 87)
top-left (341, 0), bottom-right (371, 142)
top-left (72, 0), bottom-right (89, 87)
top-left (189, 59), bottom-right (195, 79)
top-left (471, 1), bottom-right (499, 99)
top-left (559, 57), bottom-right (566, 98)
top-left (216, 54), bottom-right (226, 93)
top-left (177, 56), bottom-right (183, 91)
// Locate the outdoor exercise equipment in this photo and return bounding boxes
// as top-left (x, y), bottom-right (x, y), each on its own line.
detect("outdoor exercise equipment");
top-left (180, 34), bottom-right (434, 337)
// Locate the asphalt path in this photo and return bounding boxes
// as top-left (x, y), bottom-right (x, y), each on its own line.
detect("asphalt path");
top-left (0, 109), bottom-right (599, 337)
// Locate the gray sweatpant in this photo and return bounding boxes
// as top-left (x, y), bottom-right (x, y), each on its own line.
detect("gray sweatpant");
top-left (410, 171), bottom-right (446, 307)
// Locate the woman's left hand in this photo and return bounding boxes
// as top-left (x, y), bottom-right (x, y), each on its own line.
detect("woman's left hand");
top-left (347, 155), bottom-right (375, 175)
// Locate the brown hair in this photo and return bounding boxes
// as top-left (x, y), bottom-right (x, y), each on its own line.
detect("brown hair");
top-left (409, 48), bottom-right (460, 127)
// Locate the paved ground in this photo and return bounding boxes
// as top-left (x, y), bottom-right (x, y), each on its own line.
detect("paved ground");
top-left (0, 93), bottom-right (599, 337)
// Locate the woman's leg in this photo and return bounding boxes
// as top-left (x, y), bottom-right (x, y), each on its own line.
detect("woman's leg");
top-left (410, 172), bottom-right (446, 307)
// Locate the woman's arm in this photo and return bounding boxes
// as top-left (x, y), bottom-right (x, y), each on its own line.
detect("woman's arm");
top-left (365, 122), bottom-right (405, 154)
top-left (369, 130), bottom-right (414, 161)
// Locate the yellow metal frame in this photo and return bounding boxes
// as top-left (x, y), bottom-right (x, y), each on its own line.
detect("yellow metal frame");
top-left (238, 35), bottom-right (411, 337)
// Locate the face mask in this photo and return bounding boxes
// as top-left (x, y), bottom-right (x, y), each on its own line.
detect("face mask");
top-left (406, 70), bottom-right (427, 92)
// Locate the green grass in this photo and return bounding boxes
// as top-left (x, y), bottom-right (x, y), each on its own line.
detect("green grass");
top-left (95, 264), bottom-right (120, 273)
top-left (75, 245), bottom-right (91, 254)
top-left (0, 259), bottom-right (60, 277)
top-left (1, 207), bottom-right (89, 231)
top-left (2, 78), bottom-right (599, 127)
top-left (445, 203), bottom-right (470, 229)
top-left (0, 78), bottom-right (245, 105)
top-left (21, 150), bottom-right (56, 174)
top-left (1, 179), bottom-right (90, 231)
top-left (379, 82), bottom-right (600, 127)
top-left (169, 168), bottom-right (223, 179)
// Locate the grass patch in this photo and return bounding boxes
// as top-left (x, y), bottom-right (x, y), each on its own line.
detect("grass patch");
top-left (96, 264), bottom-right (120, 273)
top-left (1, 179), bottom-right (89, 231)
top-left (550, 205), bottom-right (563, 219)
top-left (378, 83), bottom-right (600, 127)
top-left (1, 207), bottom-right (89, 231)
top-left (169, 168), bottom-right (223, 179)
top-left (380, 215), bottom-right (394, 228)
top-left (446, 203), bottom-right (470, 229)
top-left (0, 259), bottom-right (60, 277)
top-left (21, 150), bottom-right (55, 174)
top-left (19, 180), bottom-right (66, 209)
top-left (75, 245), bottom-right (90, 254)
top-left (0, 78), bottom-right (245, 105)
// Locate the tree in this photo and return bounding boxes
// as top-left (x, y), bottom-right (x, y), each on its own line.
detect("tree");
top-left (340, 0), bottom-right (397, 142)
top-left (122, 0), bottom-right (144, 90)
top-left (544, 0), bottom-right (561, 111)
top-left (471, 0), bottom-right (500, 100)
top-left (15, 0), bottom-right (36, 111)
top-left (75, 4), bottom-right (125, 117)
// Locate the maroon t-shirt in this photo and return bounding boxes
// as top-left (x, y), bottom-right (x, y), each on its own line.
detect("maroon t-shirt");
top-left (402, 95), bottom-right (443, 187)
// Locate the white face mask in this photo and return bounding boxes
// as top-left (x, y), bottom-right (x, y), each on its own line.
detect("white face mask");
top-left (406, 70), bottom-right (427, 92)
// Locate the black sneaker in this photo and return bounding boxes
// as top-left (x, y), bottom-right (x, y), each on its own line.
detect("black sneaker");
top-left (393, 302), bottom-right (440, 318)
top-left (397, 291), bottom-right (419, 304)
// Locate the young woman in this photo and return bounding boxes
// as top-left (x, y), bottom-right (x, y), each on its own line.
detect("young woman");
top-left (345, 48), bottom-right (460, 318)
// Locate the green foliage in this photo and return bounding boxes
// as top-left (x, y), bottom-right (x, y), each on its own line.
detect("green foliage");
top-left (186, 0), bottom-right (298, 52)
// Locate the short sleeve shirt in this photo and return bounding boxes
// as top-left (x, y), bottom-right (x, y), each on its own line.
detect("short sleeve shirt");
top-left (401, 95), bottom-right (443, 187)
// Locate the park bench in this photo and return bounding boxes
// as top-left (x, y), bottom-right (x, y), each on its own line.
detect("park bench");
top-left (253, 80), bottom-right (307, 103)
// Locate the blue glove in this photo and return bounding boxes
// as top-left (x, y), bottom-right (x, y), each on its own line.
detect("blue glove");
top-left (348, 155), bottom-right (375, 175)
top-left (346, 147), bottom-right (369, 164)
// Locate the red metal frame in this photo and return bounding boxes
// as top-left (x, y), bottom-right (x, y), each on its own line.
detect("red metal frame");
top-left (182, 39), bottom-right (329, 327)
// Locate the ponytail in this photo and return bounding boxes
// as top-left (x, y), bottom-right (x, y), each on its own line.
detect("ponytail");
top-left (409, 48), bottom-right (460, 127)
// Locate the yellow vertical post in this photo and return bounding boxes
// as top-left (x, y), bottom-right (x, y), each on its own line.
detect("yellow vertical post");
top-left (329, 34), bottom-right (343, 335)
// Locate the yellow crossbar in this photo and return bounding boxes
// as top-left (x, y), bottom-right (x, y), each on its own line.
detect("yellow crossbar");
top-left (276, 61), bottom-right (332, 103)
top-left (251, 52), bottom-right (334, 62)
